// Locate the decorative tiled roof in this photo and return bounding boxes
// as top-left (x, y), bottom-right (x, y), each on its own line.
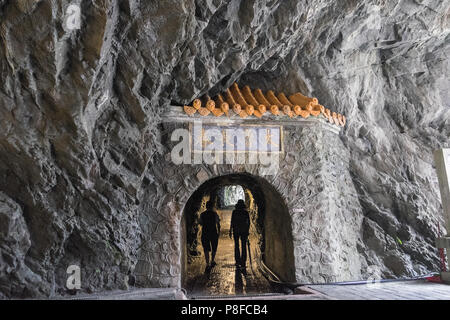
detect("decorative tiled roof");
top-left (183, 83), bottom-right (346, 127)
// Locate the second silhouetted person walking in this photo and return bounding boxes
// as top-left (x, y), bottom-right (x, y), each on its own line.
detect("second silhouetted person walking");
top-left (229, 199), bottom-right (250, 273)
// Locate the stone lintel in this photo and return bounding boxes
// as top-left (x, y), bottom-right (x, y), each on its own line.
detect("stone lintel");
top-left (162, 106), bottom-right (341, 135)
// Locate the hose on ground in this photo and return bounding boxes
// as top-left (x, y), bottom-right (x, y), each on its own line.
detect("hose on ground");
top-left (257, 257), bottom-right (437, 290)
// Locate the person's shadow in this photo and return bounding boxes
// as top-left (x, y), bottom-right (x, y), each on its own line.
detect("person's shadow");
top-left (234, 269), bottom-right (244, 294)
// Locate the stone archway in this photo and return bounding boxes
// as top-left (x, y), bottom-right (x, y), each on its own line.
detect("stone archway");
top-left (134, 115), bottom-right (363, 289)
top-left (180, 172), bottom-right (296, 293)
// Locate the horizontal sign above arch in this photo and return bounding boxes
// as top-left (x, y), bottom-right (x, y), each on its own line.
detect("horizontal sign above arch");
top-left (189, 122), bottom-right (284, 154)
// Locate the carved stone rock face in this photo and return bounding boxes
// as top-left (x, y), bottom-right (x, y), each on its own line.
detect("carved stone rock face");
top-left (0, 0), bottom-right (448, 297)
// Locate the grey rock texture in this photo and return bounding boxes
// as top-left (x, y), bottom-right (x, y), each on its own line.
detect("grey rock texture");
top-left (0, 0), bottom-right (448, 297)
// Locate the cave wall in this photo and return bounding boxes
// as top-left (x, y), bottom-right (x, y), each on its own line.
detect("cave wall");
top-left (0, 0), bottom-right (448, 297)
top-left (133, 117), bottom-right (362, 287)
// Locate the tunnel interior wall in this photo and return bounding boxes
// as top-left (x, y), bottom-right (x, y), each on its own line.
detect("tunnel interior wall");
top-left (262, 183), bottom-right (296, 282)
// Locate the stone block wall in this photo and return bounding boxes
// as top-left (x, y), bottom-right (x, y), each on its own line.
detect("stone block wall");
top-left (289, 127), bottom-right (364, 283)
top-left (134, 116), bottom-right (364, 287)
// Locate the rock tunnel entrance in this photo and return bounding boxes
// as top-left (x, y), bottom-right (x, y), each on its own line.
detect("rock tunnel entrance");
top-left (180, 173), bottom-right (295, 296)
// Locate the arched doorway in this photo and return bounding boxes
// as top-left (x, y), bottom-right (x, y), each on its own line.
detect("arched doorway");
top-left (180, 173), bottom-right (295, 296)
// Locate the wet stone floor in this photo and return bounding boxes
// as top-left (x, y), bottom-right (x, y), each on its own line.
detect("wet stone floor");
top-left (185, 210), bottom-right (273, 298)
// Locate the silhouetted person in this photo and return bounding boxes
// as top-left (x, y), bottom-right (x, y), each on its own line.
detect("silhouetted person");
top-left (199, 200), bottom-right (220, 272)
top-left (229, 200), bottom-right (250, 273)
